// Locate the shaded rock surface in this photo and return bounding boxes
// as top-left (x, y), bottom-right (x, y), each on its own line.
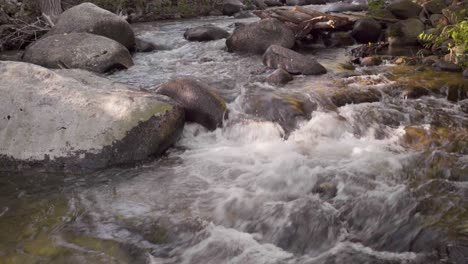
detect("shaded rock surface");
top-left (222, 0), bottom-right (244, 16)
top-left (184, 25), bottom-right (230, 42)
top-left (387, 18), bottom-right (425, 47)
top-left (23, 33), bottom-right (134, 73)
top-left (226, 18), bottom-right (295, 54)
top-left (263, 45), bottom-right (327, 75)
top-left (0, 61), bottom-right (185, 172)
top-left (266, 68), bottom-right (294, 85)
top-left (156, 79), bottom-right (229, 130)
top-left (48, 3), bottom-right (135, 50)
top-left (135, 38), bottom-right (158, 52)
top-left (351, 18), bottom-right (382, 44)
top-left (387, 0), bottom-right (423, 19)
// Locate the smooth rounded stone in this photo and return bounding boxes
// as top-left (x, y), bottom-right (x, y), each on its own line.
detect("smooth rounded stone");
top-left (351, 18), bottom-right (382, 44)
top-left (423, 0), bottom-right (447, 14)
top-left (360, 56), bottom-right (382, 66)
top-left (325, 3), bottom-right (368, 12)
top-left (23, 33), bottom-right (134, 73)
top-left (387, 18), bottom-right (425, 47)
top-left (226, 18), bottom-right (295, 54)
top-left (433, 60), bottom-right (462, 72)
top-left (330, 88), bottom-right (381, 107)
top-left (222, 0), bottom-right (244, 16)
top-left (464, 68), bottom-right (468, 78)
top-left (0, 50), bottom-right (23, 61)
top-left (184, 25), bottom-right (230, 42)
top-left (285, 0), bottom-right (327, 5)
top-left (266, 68), bottom-right (294, 85)
top-left (242, 92), bottom-right (316, 134)
top-left (402, 86), bottom-right (430, 99)
top-left (327, 31), bottom-right (355, 47)
top-left (156, 79), bottom-right (229, 130)
top-left (311, 181), bottom-right (338, 200)
top-left (429, 14), bottom-right (449, 27)
top-left (47, 3), bottom-right (135, 50)
top-left (0, 61), bottom-right (185, 172)
top-left (233, 11), bottom-right (254, 18)
top-left (264, 0), bottom-right (282, 6)
top-left (135, 38), bottom-right (157, 52)
top-left (422, 55), bottom-right (439, 65)
top-left (386, 0), bottom-right (423, 19)
top-left (254, 0), bottom-right (268, 9)
top-left (263, 45), bottom-right (327, 75)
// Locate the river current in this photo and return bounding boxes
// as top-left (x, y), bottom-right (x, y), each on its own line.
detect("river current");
top-left (1, 8), bottom-right (467, 264)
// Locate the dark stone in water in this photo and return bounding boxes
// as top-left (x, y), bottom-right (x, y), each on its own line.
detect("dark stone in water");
top-left (184, 25), bottom-right (230, 42)
top-left (156, 78), bottom-right (229, 130)
top-left (266, 68), bottom-right (294, 85)
top-left (263, 45), bottom-right (327, 75)
top-left (434, 60), bottom-right (462, 72)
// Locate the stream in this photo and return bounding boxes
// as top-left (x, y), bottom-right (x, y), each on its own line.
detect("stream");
top-left (1, 10), bottom-right (467, 264)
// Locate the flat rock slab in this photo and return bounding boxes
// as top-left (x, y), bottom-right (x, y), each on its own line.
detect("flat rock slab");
top-left (0, 62), bottom-right (185, 172)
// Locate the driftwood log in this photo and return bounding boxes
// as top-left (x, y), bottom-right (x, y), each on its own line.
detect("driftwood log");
top-left (253, 6), bottom-right (355, 39)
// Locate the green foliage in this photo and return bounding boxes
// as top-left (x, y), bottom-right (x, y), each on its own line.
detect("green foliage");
top-left (419, 20), bottom-right (468, 53)
top-left (368, 0), bottom-right (386, 16)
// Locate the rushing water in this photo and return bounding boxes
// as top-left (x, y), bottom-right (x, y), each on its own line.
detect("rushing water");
top-left (1, 11), bottom-right (468, 264)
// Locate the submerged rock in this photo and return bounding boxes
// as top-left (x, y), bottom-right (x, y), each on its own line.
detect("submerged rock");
top-left (23, 33), bottom-right (134, 73)
top-left (434, 60), bottom-right (462, 72)
top-left (0, 61), bottom-right (185, 172)
top-left (266, 68), bottom-right (294, 85)
top-left (184, 25), bottom-right (230, 42)
top-left (135, 38), bottom-right (158, 52)
top-left (327, 31), bottom-right (355, 47)
top-left (330, 88), bottom-right (381, 107)
top-left (243, 92), bottom-right (316, 134)
top-left (47, 3), bottom-right (135, 50)
top-left (226, 18), bottom-right (295, 54)
top-left (360, 56), bottom-right (383, 66)
top-left (263, 45), bottom-right (327, 75)
top-left (156, 79), bottom-right (229, 130)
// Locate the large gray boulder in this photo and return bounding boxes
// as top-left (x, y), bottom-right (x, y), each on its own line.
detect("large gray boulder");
top-left (386, 0), bottom-right (423, 19)
top-left (156, 79), bottom-right (229, 131)
top-left (387, 18), bottom-right (425, 47)
top-left (48, 3), bottom-right (135, 50)
top-left (226, 18), bottom-right (295, 54)
top-left (222, 0), bottom-right (244, 16)
top-left (23, 33), bottom-right (134, 73)
top-left (0, 61), bottom-right (185, 172)
top-left (351, 18), bottom-right (382, 44)
top-left (184, 25), bottom-right (230, 42)
top-left (263, 45), bottom-right (327, 75)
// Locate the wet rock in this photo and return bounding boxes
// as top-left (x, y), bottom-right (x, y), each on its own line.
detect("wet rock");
top-left (330, 88), bottom-right (381, 107)
top-left (446, 84), bottom-right (467, 102)
top-left (386, 0), bottom-right (423, 19)
top-left (222, 0), bottom-right (244, 16)
top-left (442, 5), bottom-right (465, 24)
top-left (263, 45), bottom-right (327, 75)
top-left (311, 182), bottom-right (338, 200)
top-left (156, 79), bottom-right (228, 130)
top-left (253, 0), bottom-right (268, 9)
top-left (422, 55), bottom-right (439, 66)
top-left (351, 18), bottom-right (382, 44)
top-left (209, 9), bottom-right (223, 16)
top-left (0, 61), bottom-right (185, 172)
top-left (338, 62), bottom-right (356, 71)
top-left (326, 3), bottom-right (368, 12)
top-left (184, 25), bottom-right (230, 41)
top-left (0, 50), bottom-right (23, 61)
top-left (327, 31), bottom-right (355, 47)
top-left (429, 14), bottom-right (449, 27)
top-left (135, 38), bottom-right (157, 52)
top-left (463, 68), bottom-right (468, 78)
top-left (23, 33), bottom-right (134, 73)
top-left (433, 60), bottom-right (462, 72)
top-left (233, 11), bottom-right (254, 18)
top-left (48, 3), bottom-right (135, 50)
top-left (242, 92), bottom-right (316, 133)
top-left (360, 56), bottom-right (382, 66)
top-left (264, 0), bottom-right (282, 6)
top-left (387, 18), bottom-right (425, 47)
top-left (226, 18), bottom-right (295, 54)
top-left (266, 68), bottom-right (294, 85)
top-left (423, 0), bottom-right (446, 14)
top-left (402, 86), bottom-right (430, 99)
top-left (285, 0), bottom-right (327, 5)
